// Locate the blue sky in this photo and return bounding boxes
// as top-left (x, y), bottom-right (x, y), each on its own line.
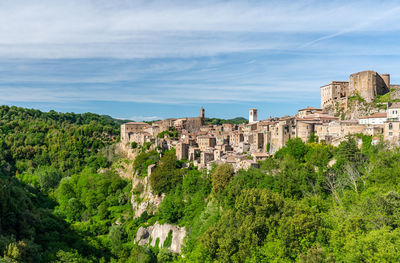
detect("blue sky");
top-left (1, 0), bottom-right (400, 120)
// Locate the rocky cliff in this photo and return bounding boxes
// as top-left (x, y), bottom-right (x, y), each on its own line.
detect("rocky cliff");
top-left (131, 174), bottom-right (165, 218)
top-left (116, 141), bottom-right (185, 254)
top-left (323, 98), bottom-right (386, 120)
top-left (135, 223), bottom-right (186, 253)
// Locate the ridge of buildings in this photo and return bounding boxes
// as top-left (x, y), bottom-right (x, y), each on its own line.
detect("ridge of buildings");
top-left (121, 70), bottom-right (400, 171)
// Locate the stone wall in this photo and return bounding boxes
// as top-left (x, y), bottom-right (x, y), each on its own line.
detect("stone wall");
top-left (185, 117), bottom-right (204, 133)
top-left (320, 81), bottom-right (349, 108)
top-left (349, 71), bottom-right (389, 102)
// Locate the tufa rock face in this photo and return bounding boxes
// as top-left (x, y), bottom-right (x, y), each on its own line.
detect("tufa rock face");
top-left (131, 175), bottom-right (165, 218)
top-left (135, 222), bottom-right (186, 253)
top-left (323, 99), bottom-right (386, 120)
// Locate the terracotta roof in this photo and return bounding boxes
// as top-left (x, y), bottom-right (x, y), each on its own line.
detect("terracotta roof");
top-left (359, 112), bottom-right (387, 119)
top-left (298, 107), bottom-right (322, 112)
top-left (252, 152), bottom-right (270, 157)
top-left (197, 135), bottom-right (214, 139)
top-left (124, 122), bottom-right (150, 125)
top-left (280, 116), bottom-right (294, 120)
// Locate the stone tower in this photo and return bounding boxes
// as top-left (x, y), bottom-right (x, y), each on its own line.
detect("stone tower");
top-left (381, 74), bottom-right (390, 88)
top-left (200, 107), bottom-right (205, 119)
top-left (249, 109), bottom-right (257, 123)
top-left (348, 71), bottom-right (390, 102)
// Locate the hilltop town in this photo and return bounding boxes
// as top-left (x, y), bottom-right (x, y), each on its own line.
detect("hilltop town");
top-left (121, 70), bottom-right (400, 171)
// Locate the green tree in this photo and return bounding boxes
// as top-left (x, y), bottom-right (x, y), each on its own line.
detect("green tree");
top-left (201, 188), bottom-right (284, 262)
top-left (109, 225), bottom-right (123, 255)
top-left (275, 138), bottom-right (309, 162)
top-left (211, 164), bottom-right (234, 194)
top-left (149, 151), bottom-right (183, 195)
top-left (35, 166), bottom-right (62, 191)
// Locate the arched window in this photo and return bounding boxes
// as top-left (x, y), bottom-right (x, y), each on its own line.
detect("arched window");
top-left (389, 123), bottom-right (393, 130)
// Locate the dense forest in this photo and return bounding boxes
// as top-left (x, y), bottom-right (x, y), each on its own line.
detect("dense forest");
top-left (2, 105), bottom-right (400, 262)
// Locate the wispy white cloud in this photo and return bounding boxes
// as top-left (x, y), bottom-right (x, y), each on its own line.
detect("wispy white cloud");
top-left (2, 0), bottom-right (400, 119)
top-left (1, 0), bottom-right (400, 58)
top-left (301, 5), bottom-right (400, 48)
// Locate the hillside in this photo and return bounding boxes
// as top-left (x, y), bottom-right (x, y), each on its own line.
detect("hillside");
top-left (0, 106), bottom-right (132, 262)
top-left (204, 117), bottom-right (248, 125)
top-left (2, 106), bottom-right (400, 262)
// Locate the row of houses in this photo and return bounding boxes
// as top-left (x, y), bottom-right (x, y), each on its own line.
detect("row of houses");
top-left (120, 102), bottom-right (400, 171)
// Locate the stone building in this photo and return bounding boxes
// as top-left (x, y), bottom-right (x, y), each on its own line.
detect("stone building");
top-left (153, 119), bottom-right (176, 132)
top-left (121, 122), bottom-right (151, 143)
top-left (315, 120), bottom-right (365, 146)
top-left (296, 107), bottom-right (323, 118)
top-left (320, 81), bottom-right (349, 108)
top-left (320, 70), bottom-right (393, 109)
top-left (348, 71), bottom-right (389, 102)
top-left (176, 142), bottom-right (189, 160)
top-left (359, 112), bottom-right (387, 125)
top-left (269, 117), bottom-right (295, 153)
top-left (249, 108), bottom-right (258, 123)
top-left (384, 102), bottom-right (400, 143)
top-left (197, 136), bottom-right (216, 151)
top-left (200, 151), bottom-right (214, 167)
top-left (230, 132), bottom-right (244, 147)
top-left (188, 147), bottom-right (201, 161)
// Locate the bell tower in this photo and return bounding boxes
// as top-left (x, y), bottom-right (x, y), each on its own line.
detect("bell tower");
top-left (249, 108), bottom-right (257, 123)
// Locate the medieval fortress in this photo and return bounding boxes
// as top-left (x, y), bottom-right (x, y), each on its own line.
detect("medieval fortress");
top-left (121, 70), bottom-right (400, 170)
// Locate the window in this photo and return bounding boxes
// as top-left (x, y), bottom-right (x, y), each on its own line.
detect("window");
top-left (389, 123), bottom-right (393, 130)
top-left (389, 132), bottom-right (393, 137)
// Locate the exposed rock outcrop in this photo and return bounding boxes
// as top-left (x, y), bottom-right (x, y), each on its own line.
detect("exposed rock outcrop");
top-left (115, 141), bottom-right (137, 160)
top-left (131, 175), bottom-right (165, 218)
top-left (324, 99), bottom-right (386, 120)
top-left (135, 222), bottom-right (186, 253)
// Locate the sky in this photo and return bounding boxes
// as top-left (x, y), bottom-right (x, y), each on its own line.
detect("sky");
top-left (1, 0), bottom-right (400, 121)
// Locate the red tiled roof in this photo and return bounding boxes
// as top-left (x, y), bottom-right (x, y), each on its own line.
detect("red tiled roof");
top-left (298, 107), bottom-right (322, 111)
top-left (124, 122), bottom-right (150, 125)
top-left (359, 112), bottom-right (387, 119)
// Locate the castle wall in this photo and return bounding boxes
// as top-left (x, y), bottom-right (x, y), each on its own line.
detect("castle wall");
top-left (349, 71), bottom-right (389, 102)
top-left (382, 74), bottom-right (390, 88)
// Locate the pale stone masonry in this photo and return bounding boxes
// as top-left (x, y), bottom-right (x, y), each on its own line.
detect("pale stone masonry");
top-left (121, 70), bottom-right (400, 170)
top-left (384, 102), bottom-right (400, 144)
top-left (320, 70), bottom-right (395, 109)
top-left (249, 108), bottom-right (258, 123)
